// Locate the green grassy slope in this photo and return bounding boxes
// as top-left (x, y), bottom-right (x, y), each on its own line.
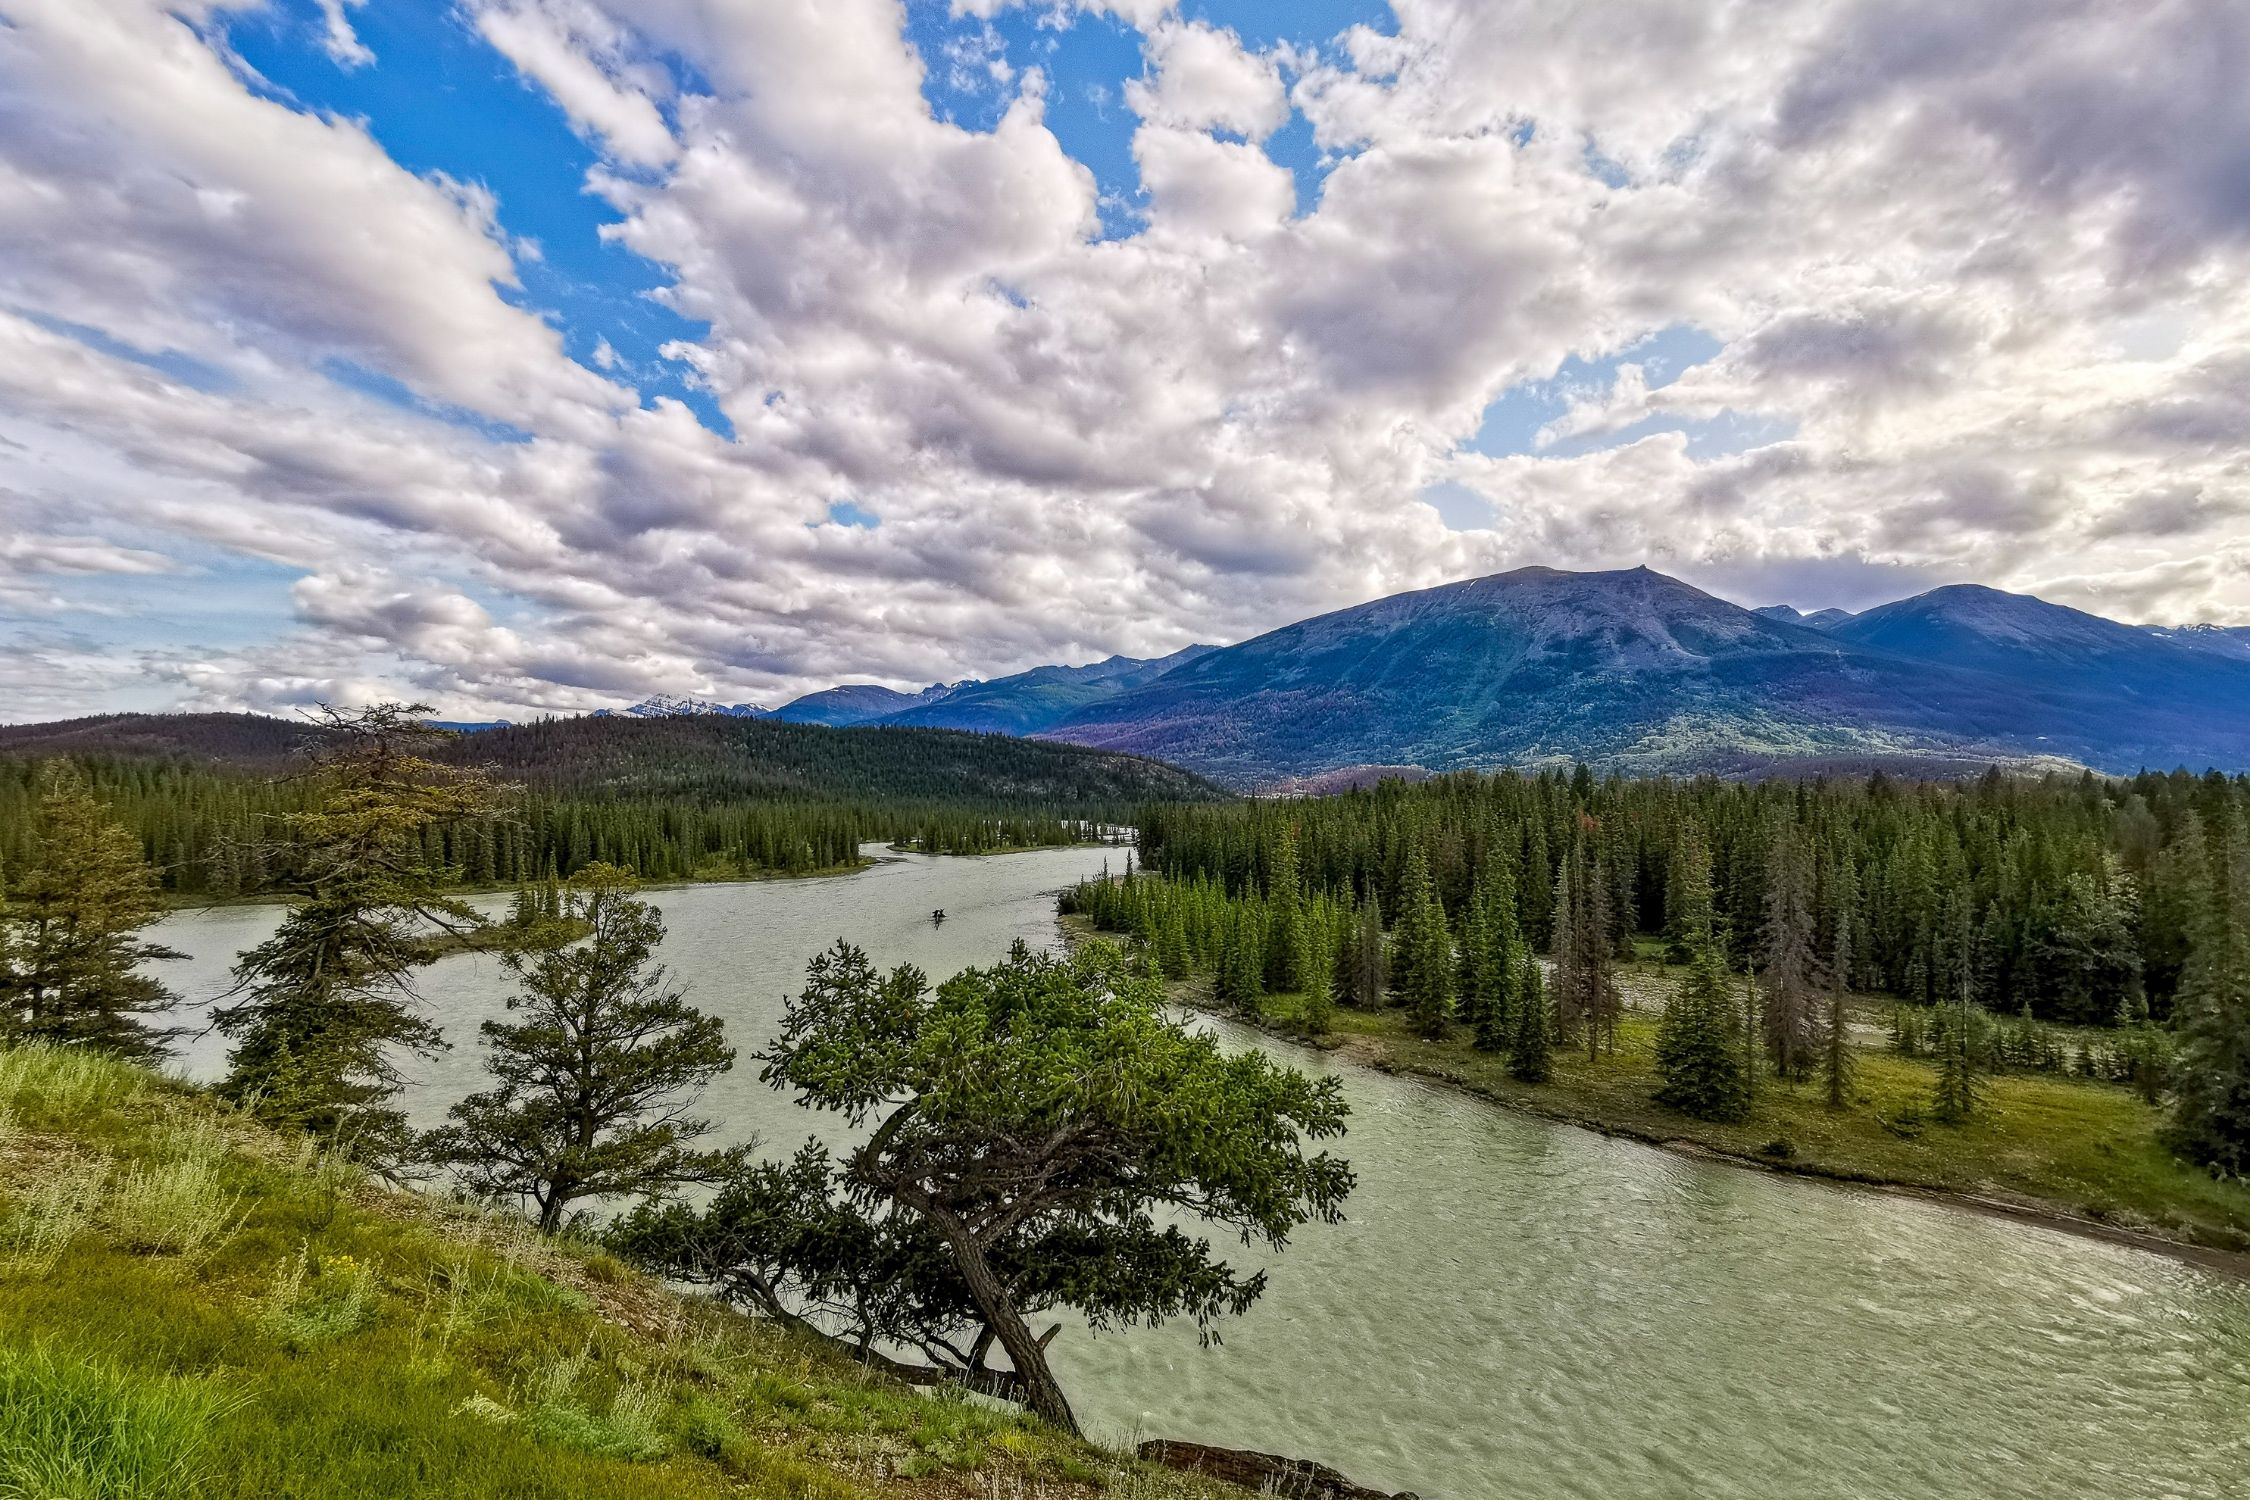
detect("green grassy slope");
top-left (0, 1043), bottom-right (1234, 1500)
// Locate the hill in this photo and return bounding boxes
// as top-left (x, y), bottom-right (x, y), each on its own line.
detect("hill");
top-left (1042, 567), bottom-right (2250, 785)
top-left (0, 712), bottom-right (1222, 809)
top-left (0, 1042), bottom-right (1239, 1500)
top-left (770, 682), bottom-right (951, 726)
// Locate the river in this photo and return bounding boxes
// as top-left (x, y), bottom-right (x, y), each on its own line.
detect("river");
top-left (150, 845), bottom-right (2250, 1500)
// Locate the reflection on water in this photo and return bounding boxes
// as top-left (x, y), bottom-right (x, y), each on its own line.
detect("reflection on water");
top-left (153, 846), bottom-right (2250, 1500)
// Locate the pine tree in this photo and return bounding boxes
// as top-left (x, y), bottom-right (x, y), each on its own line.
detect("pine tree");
top-left (0, 762), bottom-right (182, 1061)
top-left (1392, 848), bottom-right (1453, 1039)
top-left (1931, 979), bottom-right (1983, 1125)
top-left (1550, 826), bottom-right (1620, 1058)
top-left (1264, 823), bottom-right (1302, 992)
top-left (215, 704), bottom-right (506, 1163)
top-left (1760, 820), bottom-right (1821, 1081)
top-left (1343, 888), bottom-right (1386, 1008)
top-left (1508, 961), bottom-right (1552, 1083)
top-left (2167, 808), bottom-right (2250, 1171)
top-left (1822, 889), bottom-right (1856, 1110)
top-left (1297, 907), bottom-right (1335, 1037)
top-left (1467, 870), bottom-right (1519, 1053)
top-left (1663, 821), bottom-right (1717, 962)
top-left (422, 865), bottom-right (741, 1233)
top-left (1654, 940), bottom-right (1748, 1121)
top-left (1215, 906), bottom-right (1265, 1013)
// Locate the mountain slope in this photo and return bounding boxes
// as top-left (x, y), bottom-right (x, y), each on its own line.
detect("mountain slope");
top-left (771, 682), bottom-right (951, 727)
top-left (873, 645), bottom-right (1215, 736)
top-left (0, 711), bottom-right (1227, 806)
top-left (1043, 568), bottom-right (2250, 784)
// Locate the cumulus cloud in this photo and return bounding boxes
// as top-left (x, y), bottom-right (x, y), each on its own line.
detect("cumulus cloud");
top-left (5, 0), bottom-right (2250, 722)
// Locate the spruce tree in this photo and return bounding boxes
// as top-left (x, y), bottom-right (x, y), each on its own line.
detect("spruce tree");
top-left (1264, 824), bottom-right (1303, 992)
top-left (1930, 976), bottom-right (1983, 1125)
top-left (1663, 821), bottom-right (1717, 962)
top-left (1760, 820), bottom-right (1821, 1080)
top-left (1392, 849), bottom-right (1453, 1039)
top-left (1508, 961), bottom-right (1552, 1083)
top-left (1821, 861), bottom-right (1858, 1109)
top-left (215, 704), bottom-right (505, 1163)
top-left (1550, 827), bottom-right (1620, 1058)
top-left (1344, 888), bottom-right (1386, 1008)
top-left (1297, 908), bottom-right (1335, 1037)
top-left (1654, 940), bottom-right (1748, 1121)
top-left (1468, 871), bottom-right (1519, 1053)
top-left (424, 865), bottom-right (741, 1233)
top-left (0, 762), bottom-right (183, 1061)
top-left (2167, 808), bottom-right (2250, 1171)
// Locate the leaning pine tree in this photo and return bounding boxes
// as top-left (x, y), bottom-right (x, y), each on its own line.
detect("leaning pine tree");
top-left (0, 761), bottom-right (182, 1061)
top-left (423, 864), bottom-right (743, 1234)
top-left (1654, 939), bottom-right (1749, 1121)
top-left (617, 939), bottom-right (1353, 1437)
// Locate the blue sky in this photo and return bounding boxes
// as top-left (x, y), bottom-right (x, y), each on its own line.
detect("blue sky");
top-left (0, 0), bottom-right (2236, 718)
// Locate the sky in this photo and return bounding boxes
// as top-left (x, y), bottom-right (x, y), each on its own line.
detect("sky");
top-left (1, 0), bottom-right (2246, 720)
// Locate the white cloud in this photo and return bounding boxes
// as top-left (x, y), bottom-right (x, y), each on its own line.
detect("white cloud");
top-left (6, 0), bottom-right (2250, 723)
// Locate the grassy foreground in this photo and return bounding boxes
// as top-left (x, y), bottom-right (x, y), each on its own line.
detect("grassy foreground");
top-left (0, 1043), bottom-right (1235, 1500)
top-left (1205, 958), bottom-right (2250, 1259)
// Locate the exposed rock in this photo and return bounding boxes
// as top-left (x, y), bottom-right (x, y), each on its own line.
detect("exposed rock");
top-left (1137, 1439), bottom-right (1417, 1500)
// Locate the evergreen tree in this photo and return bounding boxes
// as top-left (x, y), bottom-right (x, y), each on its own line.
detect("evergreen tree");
top-left (1264, 823), bottom-right (1303, 992)
top-left (1663, 821), bottom-right (1717, 963)
top-left (1215, 906), bottom-right (1265, 1013)
top-left (1467, 871), bottom-right (1519, 1053)
top-left (1654, 940), bottom-right (1748, 1121)
top-left (1297, 908), bottom-right (1335, 1037)
top-left (1508, 961), bottom-right (1552, 1083)
top-left (424, 865), bottom-right (742, 1233)
top-left (1343, 888), bottom-right (1386, 1008)
top-left (1931, 979), bottom-right (1983, 1125)
top-left (1760, 820), bottom-right (1822, 1081)
top-left (0, 762), bottom-right (182, 1061)
top-left (1822, 885), bottom-right (1856, 1110)
top-left (215, 704), bottom-right (506, 1162)
top-left (1391, 848), bottom-right (1453, 1039)
top-left (2167, 809), bottom-right (2250, 1172)
top-left (1550, 827), bottom-right (1620, 1058)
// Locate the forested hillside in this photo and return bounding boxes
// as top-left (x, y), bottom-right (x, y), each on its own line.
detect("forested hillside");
top-left (0, 712), bottom-right (1221, 896)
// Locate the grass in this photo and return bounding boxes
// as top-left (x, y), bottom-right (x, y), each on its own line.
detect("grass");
top-left (0, 1342), bottom-right (233, 1500)
top-left (1231, 958), bottom-right (2250, 1255)
top-left (0, 1040), bottom-right (1242, 1500)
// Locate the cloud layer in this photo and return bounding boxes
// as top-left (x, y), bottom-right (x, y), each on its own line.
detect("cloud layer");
top-left (2, 0), bottom-right (2246, 720)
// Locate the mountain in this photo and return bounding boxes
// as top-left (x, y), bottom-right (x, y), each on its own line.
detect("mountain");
top-left (2145, 623), bottom-right (2250, 662)
top-left (871, 645), bottom-right (1216, 736)
top-left (771, 682), bottom-right (952, 727)
top-left (595, 694), bottom-right (769, 720)
top-left (1754, 604), bottom-right (1857, 630)
top-left (1041, 567), bottom-right (2250, 785)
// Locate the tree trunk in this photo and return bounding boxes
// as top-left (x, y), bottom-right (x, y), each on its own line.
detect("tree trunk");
top-left (899, 1190), bottom-right (1080, 1435)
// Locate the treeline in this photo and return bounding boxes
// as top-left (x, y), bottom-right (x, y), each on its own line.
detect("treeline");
top-left (1133, 765), bottom-right (2248, 1027)
top-left (0, 753), bottom-right (1143, 895)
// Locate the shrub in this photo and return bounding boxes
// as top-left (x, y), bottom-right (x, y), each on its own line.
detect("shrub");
top-left (102, 1122), bottom-right (242, 1261)
top-left (0, 1156), bottom-right (108, 1277)
top-left (0, 1341), bottom-right (228, 1500)
top-left (258, 1247), bottom-right (381, 1349)
top-left (0, 1042), bottom-right (143, 1122)
top-left (523, 1351), bottom-right (667, 1462)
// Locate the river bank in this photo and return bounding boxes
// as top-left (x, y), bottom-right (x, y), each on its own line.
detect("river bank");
top-left (1057, 918), bottom-right (2250, 1270)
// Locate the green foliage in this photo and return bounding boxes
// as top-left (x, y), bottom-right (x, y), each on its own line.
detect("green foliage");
top-left (1508, 963), bottom-right (1553, 1084)
top-left (422, 864), bottom-right (742, 1233)
top-left (0, 762), bottom-right (181, 1062)
top-left (1390, 850), bottom-right (1453, 1039)
top-left (631, 939), bottom-right (1353, 1436)
top-left (258, 1247), bottom-right (381, 1349)
top-left (215, 705), bottom-right (507, 1159)
top-left (1654, 944), bottom-right (1749, 1122)
top-left (0, 1341), bottom-right (229, 1500)
top-left (2168, 810), bottom-right (2250, 1172)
